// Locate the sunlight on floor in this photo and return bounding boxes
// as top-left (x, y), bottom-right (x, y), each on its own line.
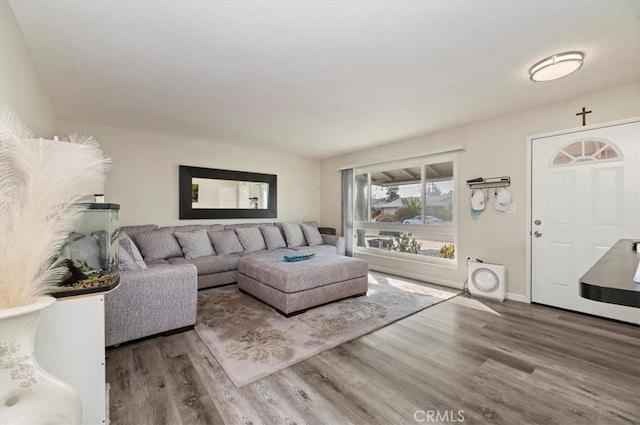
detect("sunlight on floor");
top-left (369, 272), bottom-right (455, 296)
top-left (369, 271), bottom-right (502, 316)
top-left (455, 295), bottom-right (503, 316)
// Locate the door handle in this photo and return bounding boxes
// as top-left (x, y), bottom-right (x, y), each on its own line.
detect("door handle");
top-left (533, 231), bottom-right (542, 238)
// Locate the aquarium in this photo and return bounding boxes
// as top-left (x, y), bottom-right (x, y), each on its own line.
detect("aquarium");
top-left (54, 203), bottom-right (120, 297)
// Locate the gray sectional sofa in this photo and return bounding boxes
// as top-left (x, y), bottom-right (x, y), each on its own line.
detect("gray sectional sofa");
top-left (120, 222), bottom-right (345, 289)
top-left (104, 263), bottom-right (197, 346)
top-left (105, 222), bottom-right (346, 346)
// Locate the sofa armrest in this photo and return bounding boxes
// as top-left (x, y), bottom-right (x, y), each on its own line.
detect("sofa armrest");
top-left (321, 234), bottom-right (346, 256)
top-left (117, 264), bottom-right (196, 288)
top-left (105, 264), bottom-right (197, 346)
top-left (318, 227), bottom-right (336, 235)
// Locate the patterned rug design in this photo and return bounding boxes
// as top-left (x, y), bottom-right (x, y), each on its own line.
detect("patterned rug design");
top-left (195, 273), bottom-right (459, 387)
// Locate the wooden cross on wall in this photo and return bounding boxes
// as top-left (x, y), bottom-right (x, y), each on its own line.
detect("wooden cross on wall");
top-left (576, 107), bottom-right (592, 126)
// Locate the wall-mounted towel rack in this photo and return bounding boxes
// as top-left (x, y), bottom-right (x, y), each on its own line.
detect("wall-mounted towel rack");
top-left (466, 176), bottom-right (510, 190)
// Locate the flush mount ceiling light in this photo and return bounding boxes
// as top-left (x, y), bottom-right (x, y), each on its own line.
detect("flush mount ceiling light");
top-left (529, 52), bottom-right (584, 82)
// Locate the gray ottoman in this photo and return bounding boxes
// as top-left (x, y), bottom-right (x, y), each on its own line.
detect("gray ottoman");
top-left (237, 254), bottom-right (368, 316)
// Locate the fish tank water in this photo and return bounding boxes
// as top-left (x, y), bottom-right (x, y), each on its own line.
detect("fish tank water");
top-left (53, 203), bottom-right (121, 297)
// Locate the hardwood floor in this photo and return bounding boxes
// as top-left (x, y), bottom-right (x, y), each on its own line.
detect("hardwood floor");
top-left (106, 288), bottom-right (640, 425)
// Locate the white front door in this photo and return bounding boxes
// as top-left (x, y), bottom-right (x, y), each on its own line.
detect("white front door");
top-left (531, 120), bottom-right (640, 323)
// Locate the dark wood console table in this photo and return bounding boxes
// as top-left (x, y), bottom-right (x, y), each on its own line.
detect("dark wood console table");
top-left (580, 239), bottom-right (639, 308)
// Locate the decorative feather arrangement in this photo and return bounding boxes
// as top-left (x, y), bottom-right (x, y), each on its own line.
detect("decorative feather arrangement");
top-left (0, 112), bottom-right (111, 310)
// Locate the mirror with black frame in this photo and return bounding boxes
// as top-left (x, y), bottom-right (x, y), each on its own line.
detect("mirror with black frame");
top-left (179, 166), bottom-right (277, 219)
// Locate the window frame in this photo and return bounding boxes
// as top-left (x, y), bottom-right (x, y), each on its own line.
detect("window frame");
top-left (550, 138), bottom-right (622, 167)
top-left (353, 153), bottom-right (458, 267)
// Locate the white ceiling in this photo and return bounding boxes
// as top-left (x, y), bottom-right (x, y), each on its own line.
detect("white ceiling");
top-left (9, 1), bottom-right (640, 159)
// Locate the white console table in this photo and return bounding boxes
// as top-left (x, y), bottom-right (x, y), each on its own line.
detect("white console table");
top-left (35, 293), bottom-right (106, 425)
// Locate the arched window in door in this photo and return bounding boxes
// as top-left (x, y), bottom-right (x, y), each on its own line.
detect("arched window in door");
top-left (551, 139), bottom-right (622, 166)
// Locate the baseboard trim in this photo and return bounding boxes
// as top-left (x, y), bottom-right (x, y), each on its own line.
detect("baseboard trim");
top-left (368, 264), bottom-right (464, 290)
top-left (506, 292), bottom-right (529, 303)
top-left (368, 264), bottom-right (530, 304)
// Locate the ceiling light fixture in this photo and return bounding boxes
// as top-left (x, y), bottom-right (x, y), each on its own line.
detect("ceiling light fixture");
top-left (529, 52), bottom-right (584, 82)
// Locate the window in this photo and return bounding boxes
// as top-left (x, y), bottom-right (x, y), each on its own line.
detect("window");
top-left (551, 139), bottom-right (621, 166)
top-left (353, 156), bottom-right (456, 265)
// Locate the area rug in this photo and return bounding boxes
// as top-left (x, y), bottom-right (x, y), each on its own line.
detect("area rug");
top-left (194, 273), bottom-right (459, 387)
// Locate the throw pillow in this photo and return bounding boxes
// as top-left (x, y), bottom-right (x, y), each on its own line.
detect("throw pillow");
top-left (236, 227), bottom-right (267, 252)
top-left (300, 223), bottom-right (324, 247)
top-left (66, 232), bottom-right (101, 270)
top-left (208, 230), bottom-right (244, 255)
top-left (282, 222), bottom-right (307, 247)
top-left (118, 244), bottom-right (141, 271)
top-left (134, 230), bottom-right (183, 260)
top-left (91, 230), bottom-right (108, 264)
top-left (175, 229), bottom-right (216, 259)
top-left (260, 226), bottom-right (287, 250)
top-left (118, 232), bottom-right (147, 269)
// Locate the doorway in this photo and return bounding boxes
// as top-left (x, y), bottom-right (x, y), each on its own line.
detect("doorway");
top-left (529, 119), bottom-right (639, 323)
top-left (218, 186), bottom-right (237, 208)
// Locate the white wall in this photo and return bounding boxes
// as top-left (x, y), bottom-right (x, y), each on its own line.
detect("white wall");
top-left (0, 2), bottom-right (58, 137)
top-left (59, 121), bottom-right (321, 227)
top-left (320, 82), bottom-right (640, 298)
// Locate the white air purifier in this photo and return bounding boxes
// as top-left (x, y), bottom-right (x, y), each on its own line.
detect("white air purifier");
top-left (467, 260), bottom-right (506, 301)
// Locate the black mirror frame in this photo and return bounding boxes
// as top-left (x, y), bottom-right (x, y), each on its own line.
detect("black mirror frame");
top-left (179, 165), bottom-right (277, 219)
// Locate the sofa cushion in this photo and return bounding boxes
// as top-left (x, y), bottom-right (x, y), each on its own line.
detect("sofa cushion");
top-left (290, 244), bottom-right (338, 255)
top-left (134, 230), bottom-right (183, 260)
top-left (118, 232), bottom-right (147, 269)
top-left (159, 225), bottom-right (205, 234)
top-left (118, 244), bottom-right (141, 271)
top-left (168, 254), bottom-right (241, 275)
top-left (145, 259), bottom-right (170, 268)
top-left (66, 232), bottom-right (101, 270)
top-left (224, 223), bottom-right (273, 231)
top-left (300, 223), bottom-right (323, 247)
top-left (236, 227), bottom-right (266, 252)
top-left (158, 224), bottom-right (223, 234)
top-left (206, 224), bottom-right (225, 233)
top-left (208, 230), bottom-right (244, 255)
top-left (118, 224), bottom-right (158, 237)
top-left (175, 229), bottom-right (216, 259)
top-left (282, 222), bottom-right (307, 247)
top-left (240, 248), bottom-right (296, 258)
top-left (260, 226), bottom-right (287, 250)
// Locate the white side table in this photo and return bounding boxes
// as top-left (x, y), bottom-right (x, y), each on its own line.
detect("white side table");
top-left (35, 293), bottom-right (107, 425)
